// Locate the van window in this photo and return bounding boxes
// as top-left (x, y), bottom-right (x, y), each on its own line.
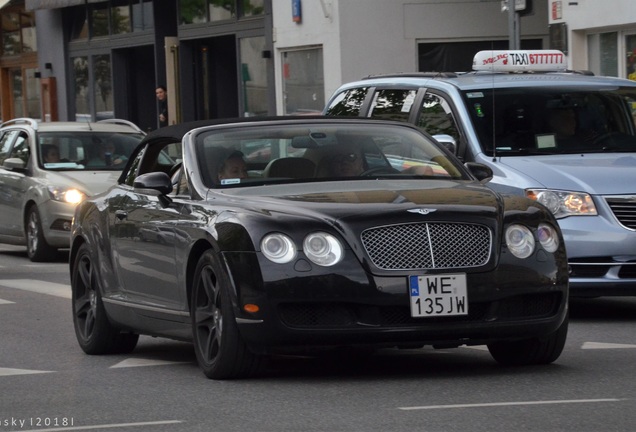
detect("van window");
top-left (324, 87), bottom-right (368, 116)
top-left (368, 89), bottom-right (416, 123)
top-left (417, 93), bottom-right (461, 143)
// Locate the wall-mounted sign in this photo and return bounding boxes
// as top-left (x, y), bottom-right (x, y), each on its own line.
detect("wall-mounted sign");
top-left (292, 0), bottom-right (301, 23)
top-left (551, 1), bottom-right (562, 20)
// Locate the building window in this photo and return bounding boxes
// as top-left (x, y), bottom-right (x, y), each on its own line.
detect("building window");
top-left (240, 36), bottom-right (267, 116)
top-left (627, 34), bottom-right (636, 81)
top-left (132, 0), bottom-right (154, 31)
top-left (180, 0), bottom-right (207, 24)
top-left (72, 55), bottom-right (113, 121)
top-left (73, 56), bottom-right (90, 120)
top-left (1, 10), bottom-right (36, 55)
top-left (241, 0), bottom-right (264, 17)
top-left (281, 47), bottom-right (324, 115)
top-left (209, 0), bottom-right (235, 21)
top-left (588, 32), bottom-right (618, 77)
top-left (111, 1), bottom-right (132, 35)
top-left (91, 3), bottom-right (109, 38)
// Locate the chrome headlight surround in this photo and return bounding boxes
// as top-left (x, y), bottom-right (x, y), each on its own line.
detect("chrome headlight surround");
top-left (47, 186), bottom-right (86, 205)
top-left (303, 232), bottom-right (344, 267)
top-left (536, 223), bottom-right (560, 253)
top-left (261, 233), bottom-right (297, 264)
top-left (505, 224), bottom-right (535, 259)
top-left (526, 189), bottom-right (597, 219)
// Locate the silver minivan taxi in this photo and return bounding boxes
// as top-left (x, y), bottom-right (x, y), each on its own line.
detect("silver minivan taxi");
top-left (324, 50), bottom-right (636, 297)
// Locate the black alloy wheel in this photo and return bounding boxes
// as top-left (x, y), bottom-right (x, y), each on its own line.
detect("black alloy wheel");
top-left (71, 243), bottom-right (139, 354)
top-left (191, 250), bottom-right (261, 379)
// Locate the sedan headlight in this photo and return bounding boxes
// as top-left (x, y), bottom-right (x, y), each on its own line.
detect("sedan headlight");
top-left (525, 189), bottom-right (597, 219)
top-left (47, 186), bottom-right (86, 204)
top-left (303, 232), bottom-right (343, 266)
top-left (505, 224), bottom-right (535, 259)
top-left (261, 233), bottom-right (296, 264)
top-left (537, 223), bottom-right (559, 253)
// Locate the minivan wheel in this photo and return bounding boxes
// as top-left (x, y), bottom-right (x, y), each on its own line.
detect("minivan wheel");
top-left (26, 205), bottom-right (57, 262)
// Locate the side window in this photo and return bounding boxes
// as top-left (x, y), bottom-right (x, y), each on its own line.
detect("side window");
top-left (324, 87), bottom-right (368, 116)
top-left (417, 93), bottom-right (461, 143)
top-left (0, 130), bottom-right (19, 164)
top-left (368, 89), bottom-right (417, 123)
top-left (10, 132), bottom-right (30, 164)
top-left (123, 146), bottom-right (145, 186)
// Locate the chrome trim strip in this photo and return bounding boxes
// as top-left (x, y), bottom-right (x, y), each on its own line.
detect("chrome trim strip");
top-left (102, 298), bottom-right (190, 317)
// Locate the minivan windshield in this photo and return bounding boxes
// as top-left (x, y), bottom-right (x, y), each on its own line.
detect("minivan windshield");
top-left (462, 87), bottom-right (636, 156)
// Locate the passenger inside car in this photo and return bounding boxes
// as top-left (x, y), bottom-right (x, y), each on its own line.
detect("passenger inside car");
top-left (42, 144), bottom-right (61, 163)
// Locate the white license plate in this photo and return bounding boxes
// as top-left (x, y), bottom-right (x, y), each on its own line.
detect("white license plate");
top-left (409, 274), bottom-right (468, 317)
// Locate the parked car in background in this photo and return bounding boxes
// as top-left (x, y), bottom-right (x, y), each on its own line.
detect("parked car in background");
top-left (324, 49), bottom-right (636, 298)
top-left (0, 118), bottom-right (146, 261)
top-left (70, 117), bottom-right (568, 380)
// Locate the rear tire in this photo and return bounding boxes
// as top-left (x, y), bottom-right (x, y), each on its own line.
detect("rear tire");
top-left (26, 205), bottom-right (57, 262)
top-left (191, 250), bottom-right (261, 379)
top-left (71, 243), bottom-right (139, 354)
top-left (488, 315), bottom-right (568, 366)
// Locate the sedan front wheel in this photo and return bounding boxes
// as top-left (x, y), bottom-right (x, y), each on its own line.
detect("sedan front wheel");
top-left (191, 250), bottom-right (261, 379)
top-left (71, 243), bottom-right (139, 354)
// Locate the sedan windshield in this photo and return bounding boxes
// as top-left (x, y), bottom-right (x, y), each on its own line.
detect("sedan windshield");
top-left (194, 123), bottom-right (467, 187)
top-left (462, 87), bottom-right (636, 156)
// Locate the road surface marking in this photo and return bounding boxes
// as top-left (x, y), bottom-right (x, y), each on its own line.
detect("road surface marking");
top-left (0, 367), bottom-right (54, 376)
top-left (0, 279), bottom-right (70, 299)
top-left (19, 420), bottom-right (182, 432)
top-left (398, 398), bottom-right (622, 410)
top-left (0, 298), bottom-right (15, 304)
top-left (111, 358), bottom-right (192, 368)
top-left (582, 341), bottom-right (636, 349)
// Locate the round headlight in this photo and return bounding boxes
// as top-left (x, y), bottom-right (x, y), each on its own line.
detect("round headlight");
top-left (505, 224), bottom-right (535, 259)
top-left (537, 223), bottom-right (559, 253)
top-left (261, 233), bottom-right (296, 264)
top-left (303, 232), bottom-right (343, 266)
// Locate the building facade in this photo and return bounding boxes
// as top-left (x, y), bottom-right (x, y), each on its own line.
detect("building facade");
top-left (0, 0), bottom-right (630, 128)
top-left (548, 0), bottom-right (636, 79)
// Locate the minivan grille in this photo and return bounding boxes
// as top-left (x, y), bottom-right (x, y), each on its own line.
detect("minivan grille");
top-left (605, 195), bottom-right (636, 230)
top-left (361, 222), bottom-right (491, 270)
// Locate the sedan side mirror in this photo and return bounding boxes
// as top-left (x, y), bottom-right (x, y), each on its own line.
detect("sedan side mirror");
top-left (133, 172), bottom-right (173, 195)
top-left (3, 157), bottom-right (27, 171)
top-left (465, 162), bottom-right (493, 183)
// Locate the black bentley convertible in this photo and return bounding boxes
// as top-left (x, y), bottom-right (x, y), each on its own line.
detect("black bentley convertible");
top-left (70, 117), bottom-right (568, 379)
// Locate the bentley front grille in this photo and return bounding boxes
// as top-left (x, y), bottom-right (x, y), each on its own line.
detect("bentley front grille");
top-left (605, 195), bottom-right (636, 230)
top-left (361, 222), bottom-right (491, 270)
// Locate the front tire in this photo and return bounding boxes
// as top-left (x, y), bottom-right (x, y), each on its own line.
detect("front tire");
top-left (191, 250), bottom-right (261, 379)
top-left (71, 243), bottom-right (139, 354)
top-left (26, 205), bottom-right (57, 262)
top-left (488, 315), bottom-right (568, 366)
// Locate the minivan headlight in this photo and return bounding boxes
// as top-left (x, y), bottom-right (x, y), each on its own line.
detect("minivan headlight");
top-left (526, 189), bottom-right (597, 219)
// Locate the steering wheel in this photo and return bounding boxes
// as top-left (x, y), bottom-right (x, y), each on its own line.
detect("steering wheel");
top-left (359, 166), bottom-right (400, 176)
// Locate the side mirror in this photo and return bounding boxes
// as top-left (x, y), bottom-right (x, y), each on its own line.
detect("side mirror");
top-left (433, 134), bottom-right (457, 155)
top-left (133, 172), bottom-right (173, 195)
top-left (3, 157), bottom-right (26, 171)
top-left (465, 162), bottom-right (493, 183)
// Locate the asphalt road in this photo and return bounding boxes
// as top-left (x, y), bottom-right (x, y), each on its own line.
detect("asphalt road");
top-left (1, 244), bottom-right (636, 432)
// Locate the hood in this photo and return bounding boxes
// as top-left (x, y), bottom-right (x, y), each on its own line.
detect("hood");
top-left (498, 153), bottom-right (636, 195)
top-left (222, 180), bottom-right (502, 223)
top-left (43, 170), bottom-right (121, 196)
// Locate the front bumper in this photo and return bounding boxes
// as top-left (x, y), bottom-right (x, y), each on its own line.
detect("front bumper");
top-left (39, 199), bottom-right (75, 248)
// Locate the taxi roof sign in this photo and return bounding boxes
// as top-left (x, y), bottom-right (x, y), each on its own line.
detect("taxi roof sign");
top-left (473, 50), bottom-right (567, 72)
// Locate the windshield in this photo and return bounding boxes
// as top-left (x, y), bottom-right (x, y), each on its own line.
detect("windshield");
top-left (39, 132), bottom-right (145, 170)
top-left (195, 123), bottom-right (467, 188)
top-left (462, 86), bottom-right (636, 156)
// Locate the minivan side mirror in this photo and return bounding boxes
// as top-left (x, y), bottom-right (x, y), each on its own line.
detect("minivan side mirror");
top-left (433, 134), bottom-right (457, 155)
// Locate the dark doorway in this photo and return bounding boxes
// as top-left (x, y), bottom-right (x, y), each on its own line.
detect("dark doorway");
top-left (181, 35), bottom-right (239, 121)
top-left (112, 45), bottom-right (156, 132)
top-left (418, 40), bottom-right (543, 72)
